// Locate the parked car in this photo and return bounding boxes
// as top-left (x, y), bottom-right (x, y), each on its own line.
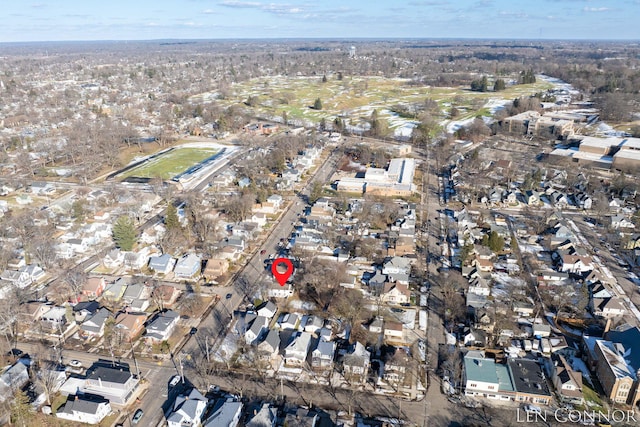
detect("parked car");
top-left (132, 409), bottom-right (144, 424)
top-left (169, 375), bottom-right (181, 387)
top-left (226, 293), bottom-right (232, 300)
top-left (523, 404), bottom-right (542, 414)
top-left (69, 360), bottom-right (82, 368)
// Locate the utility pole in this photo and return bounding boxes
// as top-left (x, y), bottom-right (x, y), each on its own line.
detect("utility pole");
top-left (130, 341), bottom-right (141, 378)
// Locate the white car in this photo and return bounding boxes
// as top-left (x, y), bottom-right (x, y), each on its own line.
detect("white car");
top-left (69, 360), bottom-right (82, 368)
top-left (169, 375), bottom-right (181, 387)
top-left (523, 404), bottom-right (542, 414)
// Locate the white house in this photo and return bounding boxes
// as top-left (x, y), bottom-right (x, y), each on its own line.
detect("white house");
top-left (167, 388), bottom-right (208, 427)
top-left (56, 395), bottom-right (112, 425)
top-left (284, 332), bottom-right (312, 366)
top-left (145, 310), bottom-right (180, 343)
top-left (560, 254), bottom-right (594, 274)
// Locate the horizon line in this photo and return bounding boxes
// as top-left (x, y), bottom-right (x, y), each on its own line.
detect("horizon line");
top-left (1, 36), bottom-right (639, 45)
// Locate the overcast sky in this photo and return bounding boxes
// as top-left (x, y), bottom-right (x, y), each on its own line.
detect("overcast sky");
top-left (2, 0), bottom-right (639, 43)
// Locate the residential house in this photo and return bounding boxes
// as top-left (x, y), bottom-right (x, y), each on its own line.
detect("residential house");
top-left (245, 403), bottom-right (277, 427)
top-left (508, 359), bottom-right (552, 405)
top-left (19, 301), bottom-right (52, 325)
top-left (18, 264), bottom-right (45, 284)
top-left (123, 248), bottom-right (150, 271)
top-left (103, 249), bottom-right (125, 269)
top-left (525, 190), bottom-right (540, 205)
top-left (167, 388), bottom-right (208, 427)
top-left (115, 312), bottom-right (146, 342)
top-left (256, 301), bottom-right (277, 319)
top-left (152, 285), bottom-right (181, 309)
top-left (611, 214), bottom-right (635, 230)
top-left (257, 329), bottom-right (281, 363)
top-left (278, 313), bottom-right (300, 331)
top-left (0, 362), bottom-right (29, 402)
top-left (245, 316), bottom-right (269, 345)
top-left (380, 282), bottom-right (410, 305)
top-left (590, 296), bottom-right (627, 319)
top-left (55, 395), bottom-right (112, 425)
top-left (468, 277), bottom-right (491, 296)
top-left (532, 324), bottom-right (551, 338)
top-left (103, 278), bottom-right (127, 302)
top-left (282, 408), bottom-right (319, 427)
top-left (382, 256), bottom-right (412, 275)
top-left (593, 339), bottom-right (640, 405)
top-left (266, 194), bottom-right (283, 210)
top-left (174, 253), bottom-right (202, 278)
top-left (148, 254), bottom-right (176, 275)
top-left (383, 321), bottom-right (404, 343)
top-left (40, 306), bottom-right (70, 332)
top-left (343, 342), bottom-right (371, 384)
top-left (463, 351), bottom-right (514, 401)
top-left (304, 315), bottom-right (324, 334)
top-left (368, 317), bottom-right (384, 334)
top-left (284, 332), bottom-right (312, 366)
top-left (83, 361), bottom-right (139, 405)
top-left (1, 269), bottom-right (33, 289)
top-left (311, 340), bottom-right (336, 370)
top-left (122, 282), bottom-right (150, 305)
top-left (73, 301), bottom-right (100, 323)
top-left (80, 308), bottom-right (113, 338)
top-left (463, 328), bottom-right (487, 347)
top-left (82, 277), bottom-right (106, 299)
top-left (145, 310), bottom-right (180, 344)
top-left (31, 181), bottom-right (56, 195)
top-left (548, 354), bottom-right (584, 405)
top-left (226, 236), bottom-right (246, 252)
top-left (559, 254), bottom-right (594, 274)
top-left (383, 347), bottom-right (411, 388)
top-left (203, 398), bottom-right (243, 427)
top-left (203, 258), bottom-right (229, 281)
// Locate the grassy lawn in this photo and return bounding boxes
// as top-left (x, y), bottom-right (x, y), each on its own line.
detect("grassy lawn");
top-left (581, 383), bottom-right (605, 412)
top-left (119, 147), bottom-right (218, 180)
top-left (211, 75), bottom-right (554, 130)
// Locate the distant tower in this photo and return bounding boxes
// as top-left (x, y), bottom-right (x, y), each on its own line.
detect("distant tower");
top-left (349, 46), bottom-right (356, 58)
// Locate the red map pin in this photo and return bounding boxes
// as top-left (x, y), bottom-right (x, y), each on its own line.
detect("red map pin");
top-left (271, 257), bottom-right (294, 286)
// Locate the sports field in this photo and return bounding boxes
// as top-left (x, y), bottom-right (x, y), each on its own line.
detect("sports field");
top-left (119, 147), bottom-right (219, 180)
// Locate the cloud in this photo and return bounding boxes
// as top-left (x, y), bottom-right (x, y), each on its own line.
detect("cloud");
top-left (408, 1), bottom-right (449, 5)
top-left (583, 6), bottom-right (610, 12)
top-left (203, 9), bottom-right (215, 14)
top-left (498, 11), bottom-right (529, 19)
top-left (218, 1), bottom-right (306, 15)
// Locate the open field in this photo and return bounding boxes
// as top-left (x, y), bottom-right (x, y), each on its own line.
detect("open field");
top-left (118, 146), bottom-right (219, 180)
top-left (193, 75), bottom-right (553, 134)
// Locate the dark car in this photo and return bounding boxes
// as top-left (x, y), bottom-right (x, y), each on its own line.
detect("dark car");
top-left (189, 327), bottom-right (198, 335)
top-left (226, 293), bottom-right (232, 299)
top-left (132, 409), bottom-right (144, 424)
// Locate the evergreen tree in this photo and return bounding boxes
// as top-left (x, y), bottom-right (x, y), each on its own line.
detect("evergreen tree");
top-left (313, 98), bottom-right (323, 110)
top-left (322, 74), bottom-right (328, 83)
top-left (112, 215), bottom-right (137, 251)
top-left (487, 231), bottom-right (504, 253)
top-left (11, 390), bottom-right (32, 427)
top-left (470, 75), bottom-right (489, 92)
top-left (165, 202), bottom-right (180, 230)
top-left (520, 69), bottom-right (536, 84)
top-left (493, 78), bottom-right (506, 91)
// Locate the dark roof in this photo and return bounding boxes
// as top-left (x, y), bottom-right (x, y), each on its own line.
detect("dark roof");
top-left (86, 361), bottom-right (133, 384)
top-left (73, 301), bottom-right (100, 313)
top-left (507, 359), bottom-right (551, 397)
top-left (606, 325), bottom-right (640, 371)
